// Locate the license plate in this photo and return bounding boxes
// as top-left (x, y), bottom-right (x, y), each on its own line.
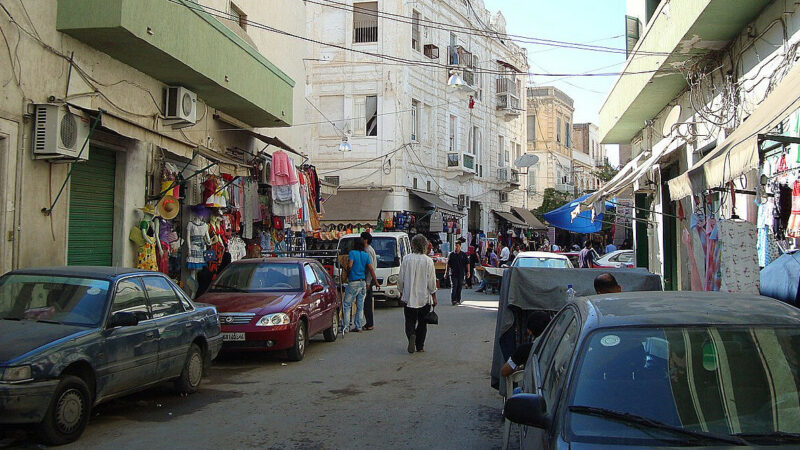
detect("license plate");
top-left (222, 332), bottom-right (246, 342)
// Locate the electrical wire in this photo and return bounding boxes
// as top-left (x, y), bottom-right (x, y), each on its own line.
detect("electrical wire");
top-left (318, 143), bottom-right (408, 175)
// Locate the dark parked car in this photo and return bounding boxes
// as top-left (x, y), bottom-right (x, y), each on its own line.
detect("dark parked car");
top-left (197, 258), bottom-right (341, 361)
top-left (504, 292), bottom-right (800, 448)
top-left (0, 267), bottom-right (222, 445)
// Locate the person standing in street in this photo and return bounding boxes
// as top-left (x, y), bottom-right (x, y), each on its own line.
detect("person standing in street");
top-left (605, 240), bottom-right (617, 254)
top-left (398, 234), bottom-right (438, 353)
top-left (499, 244), bottom-right (511, 266)
top-left (361, 231), bottom-right (377, 330)
top-left (342, 237), bottom-right (378, 334)
top-left (578, 240), bottom-right (596, 269)
top-left (445, 241), bottom-right (469, 305)
top-left (466, 246), bottom-right (479, 288)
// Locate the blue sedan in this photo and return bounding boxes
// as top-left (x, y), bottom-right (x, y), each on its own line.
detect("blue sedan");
top-left (0, 267), bottom-right (222, 445)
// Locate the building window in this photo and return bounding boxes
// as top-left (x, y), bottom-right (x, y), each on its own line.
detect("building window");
top-left (353, 2), bottom-right (378, 43)
top-left (412, 10), bottom-right (421, 51)
top-left (230, 2), bottom-right (247, 30)
top-left (498, 135), bottom-right (505, 167)
top-left (324, 176), bottom-right (340, 186)
top-left (318, 95), bottom-right (344, 138)
top-left (527, 115), bottom-right (536, 142)
top-left (449, 115), bottom-right (457, 151)
top-left (413, 177), bottom-right (418, 189)
top-left (355, 95), bottom-right (378, 136)
top-left (470, 126), bottom-right (480, 156)
top-left (556, 117), bottom-right (562, 143)
top-left (426, 180), bottom-right (431, 192)
top-left (411, 100), bottom-right (419, 141)
top-left (565, 121), bottom-right (571, 148)
top-left (515, 143), bottom-right (522, 163)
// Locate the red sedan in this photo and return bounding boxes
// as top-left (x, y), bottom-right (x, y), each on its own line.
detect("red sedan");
top-left (196, 258), bottom-right (340, 361)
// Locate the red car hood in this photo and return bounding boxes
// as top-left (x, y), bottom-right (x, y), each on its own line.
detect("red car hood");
top-left (197, 291), bottom-right (304, 315)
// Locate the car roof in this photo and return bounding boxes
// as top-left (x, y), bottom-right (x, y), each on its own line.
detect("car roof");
top-left (573, 292), bottom-right (800, 328)
top-left (339, 232), bottom-right (408, 238)
top-left (229, 257), bottom-right (316, 265)
top-left (6, 266), bottom-right (154, 280)
top-left (516, 251), bottom-right (569, 260)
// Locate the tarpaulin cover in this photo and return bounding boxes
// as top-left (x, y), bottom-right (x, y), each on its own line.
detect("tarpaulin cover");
top-left (543, 194), bottom-right (605, 233)
top-left (760, 251), bottom-right (800, 305)
top-left (490, 267), bottom-right (663, 392)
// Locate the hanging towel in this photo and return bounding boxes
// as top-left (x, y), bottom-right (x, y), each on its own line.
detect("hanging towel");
top-left (270, 151), bottom-right (298, 186)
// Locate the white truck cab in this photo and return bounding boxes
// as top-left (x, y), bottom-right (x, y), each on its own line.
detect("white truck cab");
top-left (337, 232), bottom-right (411, 305)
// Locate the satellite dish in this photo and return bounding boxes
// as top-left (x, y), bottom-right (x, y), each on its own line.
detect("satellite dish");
top-left (514, 153), bottom-right (539, 168)
top-left (662, 105), bottom-right (681, 136)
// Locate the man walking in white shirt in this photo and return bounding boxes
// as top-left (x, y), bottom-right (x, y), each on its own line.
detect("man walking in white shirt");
top-left (499, 244), bottom-right (511, 266)
top-left (398, 234), bottom-right (438, 353)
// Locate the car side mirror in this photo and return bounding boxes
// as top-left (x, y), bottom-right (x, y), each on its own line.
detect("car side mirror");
top-left (504, 394), bottom-right (551, 429)
top-left (107, 311), bottom-right (139, 328)
top-left (311, 283), bottom-right (324, 293)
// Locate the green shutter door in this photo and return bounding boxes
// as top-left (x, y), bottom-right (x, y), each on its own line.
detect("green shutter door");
top-left (68, 147), bottom-right (116, 266)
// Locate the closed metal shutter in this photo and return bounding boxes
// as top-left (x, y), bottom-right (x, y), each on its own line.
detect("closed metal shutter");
top-left (68, 147), bottom-right (116, 266)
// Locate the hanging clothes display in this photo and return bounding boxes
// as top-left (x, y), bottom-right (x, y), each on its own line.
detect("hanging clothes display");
top-left (717, 219), bottom-right (760, 294)
top-left (787, 180), bottom-right (800, 238)
top-left (186, 218), bottom-right (212, 269)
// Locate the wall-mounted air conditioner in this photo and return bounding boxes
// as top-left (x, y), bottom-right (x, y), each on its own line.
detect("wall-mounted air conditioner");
top-left (32, 104), bottom-right (90, 162)
top-left (499, 192), bottom-right (509, 203)
top-left (458, 194), bottom-right (470, 208)
top-left (164, 86), bottom-right (197, 127)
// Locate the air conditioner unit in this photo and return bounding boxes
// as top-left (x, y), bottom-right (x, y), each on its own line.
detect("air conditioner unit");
top-left (164, 86), bottom-right (197, 127)
top-left (32, 104), bottom-right (90, 162)
top-left (499, 192), bottom-right (509, 203)
top-left (457, 194), bottom-right (471, 208)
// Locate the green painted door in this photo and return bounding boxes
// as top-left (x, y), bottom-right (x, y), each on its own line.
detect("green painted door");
top-left (68, 147), bottom-right (116, 266)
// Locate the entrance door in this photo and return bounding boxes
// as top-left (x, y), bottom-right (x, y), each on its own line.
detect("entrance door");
top-left (661, 165), bottom-right (678, 290)
top-left (68, 147), bottom-right (116, 266)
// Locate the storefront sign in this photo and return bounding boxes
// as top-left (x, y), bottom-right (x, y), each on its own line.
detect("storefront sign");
top-left (429, 211), bottom-right (443, 232)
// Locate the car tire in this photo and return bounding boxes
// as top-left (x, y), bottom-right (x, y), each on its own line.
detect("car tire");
top-left (323, 308), bottom-right (339, 342)
top-left (175, 343), bottom-right (204, 395)
top-left (286, 321), bottom-right (307, 362)
top-left (38, 375), bottom-right (92, 446)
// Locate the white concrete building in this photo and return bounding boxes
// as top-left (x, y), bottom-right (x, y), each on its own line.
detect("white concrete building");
top-left (304, 0), bottom-right (530, 237)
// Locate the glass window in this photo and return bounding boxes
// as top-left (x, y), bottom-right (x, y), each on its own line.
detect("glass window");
top-left (527, 115), bottom-right (536, 142)
top-left (211, 263), bottom-right (303, 292)
top-left (366, 95), bottom-right (378, 136)
top-left (543, 318), bottom-right (578, 406)
top-left (568, 326), bottom-right (800, 445)
top-left (0, 274), bottom-right (110, 327)
top-left (411, 10), bottom-right (420, 50)
top-left (111, 278), bottom-right (152, 322)
top-left (536, 308), bottom-right (576, 385)
top-left (513, 257), bottom-right (571, 268)
top-left (142, 276), bottom-right (184, 319)
top-left (312, 264), bottom-right (330, 288)
top-left (353, 2), bottom-right (378, 43)
top-left (304, 264), bottom-right (319, 287)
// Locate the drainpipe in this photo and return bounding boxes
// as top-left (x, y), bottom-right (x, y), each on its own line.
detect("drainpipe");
top-left (12, 99), bottom-right (27, 270)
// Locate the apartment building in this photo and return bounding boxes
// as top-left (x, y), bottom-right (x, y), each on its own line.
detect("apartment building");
top-left (305, 0), bottom-right (531, 236)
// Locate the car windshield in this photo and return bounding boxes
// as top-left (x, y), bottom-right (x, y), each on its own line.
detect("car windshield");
top-left (339, 237), bottom-right (398, 268)
top-left (210, 263), bottom-right (302, 292)
top-left (513, 257), bottom-right (570, 268)
top-left (0, 274), bottom-right (110, 327)
top-left (567, 326), bottom-right (800, 445)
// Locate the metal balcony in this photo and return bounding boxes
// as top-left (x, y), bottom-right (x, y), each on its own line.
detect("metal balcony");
top-left (447, 46), bottom-right (474, 68)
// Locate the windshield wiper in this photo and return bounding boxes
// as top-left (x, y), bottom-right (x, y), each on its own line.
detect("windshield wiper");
top-left (734, 431), bottom-right (800, 443)
top-left (36, 319), bottom-right (63, 324)
top-left (211, 285), bottom-right (244, 292)
top-left (569, 405), bottom-right (748, 445)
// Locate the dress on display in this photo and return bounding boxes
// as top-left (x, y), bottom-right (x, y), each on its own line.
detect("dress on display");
top-left (187, 220), bottom-right (212, 269)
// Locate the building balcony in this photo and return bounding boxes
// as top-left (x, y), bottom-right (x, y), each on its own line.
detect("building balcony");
top-left (600, 0), bottom-right (770, 143)
top-left (447, 151), bottom-right (476, 175)
top-left (496, 93), bottom-right (521, 117)
top-left (447, 46), bottom-right (474, 68)
top-left (57, 0), bottom-right (294, 127)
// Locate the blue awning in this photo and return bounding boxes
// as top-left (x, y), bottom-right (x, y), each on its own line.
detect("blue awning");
top-left (543, 194), bottom-right (606, 234)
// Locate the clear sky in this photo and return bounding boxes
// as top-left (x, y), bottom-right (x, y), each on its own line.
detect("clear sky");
top-left (482, 0), bottom-right (627, 165)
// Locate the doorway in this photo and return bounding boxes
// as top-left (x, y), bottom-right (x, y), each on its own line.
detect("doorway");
top-left (68, 147), bottom-right (117, 265)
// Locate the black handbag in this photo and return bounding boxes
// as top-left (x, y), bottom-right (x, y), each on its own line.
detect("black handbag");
top-left (424, 306), bottom-right (439, 325)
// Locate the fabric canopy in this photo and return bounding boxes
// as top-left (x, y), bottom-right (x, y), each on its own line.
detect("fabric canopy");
top-left (669, 62), bottom-right (800, 200)
top-left (511, 206), bottom-right (547, 230)
top-left (408, 189), bottom-right (464, 216)
top-left (494, 210), bottom-right (530, 229)
top-left (320, 189), bottom-right (387, 223)
top-left (544, 194), bottom-right (604, 233)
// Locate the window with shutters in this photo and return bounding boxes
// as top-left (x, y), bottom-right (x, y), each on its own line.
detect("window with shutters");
top-left (319, 96), bottom-right (344, 138)
top-left (565, 121), bottom-right (571, 148)
top-left (527, 115), bottom-right (536, 142)
top-left (353, 2), bottom-right (378, 43)
top-left (230, 2), bottom-right (247, 31)
top-left (411, 100), bottom-right (419, 141)
top-left (625, 15), bottom-right (640, 58)
top-left (556, 117), bottom-right (562, 143)
top-left (413, 177), bottom-right (418, 189)
top-left (426, 180), bottom-right (431, 192)
top-left (411, 10), bottom-right (421, 51)
top-left (449, 115), bottom-right (457, 151)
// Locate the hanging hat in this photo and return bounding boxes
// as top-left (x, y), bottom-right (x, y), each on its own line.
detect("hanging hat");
top-left (157, 195), bottom-right (180, 220)
top-left (139, 204), bottom-right (157, 217)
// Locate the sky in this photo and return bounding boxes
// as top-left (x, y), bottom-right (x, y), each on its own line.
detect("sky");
top-left (482, 0), bottom-right (627, 165)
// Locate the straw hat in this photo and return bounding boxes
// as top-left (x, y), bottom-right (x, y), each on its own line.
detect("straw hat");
top-left (139, 204), bottom-right (157, 217)
top-left (157, 195), bottom-right (180, 220)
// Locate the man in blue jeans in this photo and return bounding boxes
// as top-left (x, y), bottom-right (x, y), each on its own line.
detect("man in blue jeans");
top-left (342, 237), bottom-right (378, 334)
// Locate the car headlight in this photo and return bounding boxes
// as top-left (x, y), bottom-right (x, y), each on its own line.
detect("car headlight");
top-left (255, 313), bottom-right (291, 327)
top-left (1, 365), bottom-right (32, 383)
top-left (387, 274), bottom-right (398, 285)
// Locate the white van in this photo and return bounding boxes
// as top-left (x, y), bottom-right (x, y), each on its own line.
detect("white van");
top-left (337, 232), bottom-right (411, 305)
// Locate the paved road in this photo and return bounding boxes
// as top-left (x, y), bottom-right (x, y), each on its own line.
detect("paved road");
top-left (2, 289), bottom-right (505, 449)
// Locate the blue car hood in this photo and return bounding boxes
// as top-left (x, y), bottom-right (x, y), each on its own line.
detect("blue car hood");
top-left (0, 320), bottom-right (88, 364)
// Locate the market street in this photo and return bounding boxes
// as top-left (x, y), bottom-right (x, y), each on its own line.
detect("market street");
top-left (1, 289), bottom-right (505, 450)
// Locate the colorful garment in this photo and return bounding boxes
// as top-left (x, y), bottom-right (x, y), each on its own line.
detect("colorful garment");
top-left (137, 242), bottom-right (159, 272)
top-left (270, 150), bottom-right (298, 185)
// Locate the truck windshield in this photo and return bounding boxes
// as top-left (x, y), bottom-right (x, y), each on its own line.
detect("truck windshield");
top-left (567, 326), bottom-right (800, 446)
top-left (339, 237), bottom-right (399, 268)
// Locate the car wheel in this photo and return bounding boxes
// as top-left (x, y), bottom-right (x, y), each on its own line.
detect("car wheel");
top-left (38, 375), bottom-right (92, 446)
top-left (323, 308), bottom-right (339, 342)
top-left (287, 321), bottom-right (307, 361)
top-left (175, 343), bottom-right (204, 394)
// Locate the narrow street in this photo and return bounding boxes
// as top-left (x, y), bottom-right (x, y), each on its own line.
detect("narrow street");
top-left (2, 289), bottom-right (504, 450)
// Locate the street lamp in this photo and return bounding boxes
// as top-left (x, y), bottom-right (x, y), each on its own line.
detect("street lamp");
top-left (447, 70), bottom-right (467, 89)
top-left (338, 136), bottom-right (352, 152)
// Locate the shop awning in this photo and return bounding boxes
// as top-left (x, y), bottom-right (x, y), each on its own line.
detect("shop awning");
top-left (408, 189), bottom-right (464, 216)
top-left (493, 210), bottom-right (530, 229)
top-left (320, 189), bottom-right (387, 224)
top-left (668, 63), bottom-right (800, 200)
top-left (215, 113), bottom-right (304, 158)
top-left (511, 207), bottom-right (547, 230)
top-left (544, 194), bottom-right (604, 234)
top-left (195, 146), bottom-right (251, 177)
